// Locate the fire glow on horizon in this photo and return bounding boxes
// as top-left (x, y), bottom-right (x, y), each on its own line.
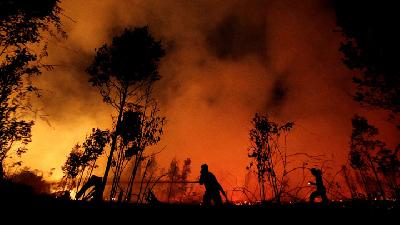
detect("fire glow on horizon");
top-left (15, 0), bottom-right (398, 201)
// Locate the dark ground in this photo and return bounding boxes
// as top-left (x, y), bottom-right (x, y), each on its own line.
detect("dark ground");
top-left (2, 196), bottom-right (399, 224)
top-left (1, 181), bottom-right (399, 224)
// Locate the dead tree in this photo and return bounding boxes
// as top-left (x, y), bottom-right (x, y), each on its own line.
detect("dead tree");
top-left (246, 113), bottom-right (294, 203)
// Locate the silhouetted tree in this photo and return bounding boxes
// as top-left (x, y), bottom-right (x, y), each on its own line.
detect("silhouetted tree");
top-left (341, 165), bottom-right (358, 199)
top-left (349, 115), bottom-right (386, 199)
top-left (179, 158), bottom-right (192, 202)
top-left (163, 158), bottom-right (192, 203)
top-left (247, 113), bottom-right (294, 203)
top-left (333, 0), bottom-right (400, 127)
top-left (167, 158), bottom-right (180, 203)
top-left (0, 0), bottom-right (65, 180)
top-left (121, 102), bottom-right (165, 202)
top-left (86, 26), bottom-right (165, 200)
top-left (136, 156), bottom-right (158, 203)
top-left (349, 146), bottom-right (370, 197)
top-left (376, 147), bottom-right (400, 199)
top-left (61, 128), bottom-right (110, 194)
top-left (61, 144), bottom-right (81, 189)
top-left (335, 1), bottom-right (400, 199)
top-left (10, 167), bottom-right (51, 194)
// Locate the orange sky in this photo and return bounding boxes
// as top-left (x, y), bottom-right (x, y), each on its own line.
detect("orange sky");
top-left (16, 0), bottom-right (398, 199)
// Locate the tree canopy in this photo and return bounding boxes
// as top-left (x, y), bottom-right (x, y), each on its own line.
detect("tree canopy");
top-left (333, 0), bottom-right (400, 120)
top-left (0, 0), bottom-right (65, 180)
top-left (86, 26), bottom-right (165, 200)
top-left (87, 26), bottom-right (165, 109)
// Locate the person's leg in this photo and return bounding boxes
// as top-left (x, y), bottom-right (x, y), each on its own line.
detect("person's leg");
top-left (309, 191), bottom-right (318, 203)
top-left (321, 191), bottom-right (329, 204)
top-left (212, 192), bottom-right (223, 206)
top-left (203, 192), bottom-right (212, 206)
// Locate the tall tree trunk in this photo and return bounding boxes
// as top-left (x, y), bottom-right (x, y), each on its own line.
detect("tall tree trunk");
top-left (125, 152), bottom-right (143, 202)
top-left (75, 165), bottom-right (87, 194)
top-left (358, 169), bottom-right (369, 199)
top-left (343, 166), bottom-right (357, 199)
top-left (260, 179), bottom-right (265, 202)
top-left (110, 145), bottom-right (125, 200)
top-left (137, 159), bottom-right (150, 202)
top-left (100, 89), bottom-right (127, 200)
top-left (366, 154), bottom-right (386, 200)
top-left (87, 159), bottom-right (97, 181)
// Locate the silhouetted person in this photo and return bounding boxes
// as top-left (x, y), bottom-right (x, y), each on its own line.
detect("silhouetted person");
top-left (199, 164), bottom-right (228, 206)
top-left (309, 168), bottom-right (328, 204)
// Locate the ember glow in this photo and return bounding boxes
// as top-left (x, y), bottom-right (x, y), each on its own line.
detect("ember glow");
top-left (13, 0), bottom-right (398, 202)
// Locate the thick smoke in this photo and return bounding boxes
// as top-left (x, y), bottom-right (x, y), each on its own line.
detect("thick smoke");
top-left (22, 0), bottom-right (398, 199)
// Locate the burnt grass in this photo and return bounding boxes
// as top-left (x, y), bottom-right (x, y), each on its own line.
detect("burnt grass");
top-left (1, 181), bottom-right (399, 224)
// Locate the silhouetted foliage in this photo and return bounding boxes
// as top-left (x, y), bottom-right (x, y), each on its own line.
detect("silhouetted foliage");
top-left (62, 145), bottom-right (82, 180)
top-left (86, 26), bottom-right (165, 200)
top-left (247, 113), bottom-right (294, 203)
top-left (180, 158), bottom-right (192, 200)
top-left (333, 0), bottom-right (400, 126)
top-left (349, 115), bottom-right (388, 199)
top-left (334, 0), bottom-right (400, 200)
top-left (341, 165), bottom-right (358, 199)
top-left (10, 167), bottom-right (51, 194)
top-left (163, 158), bottom-right (192, 202)
top-left (136, 156), bottom-right (158, 203)
top-left (0, 0), bottom-right (65, 180)
top-left (376, 147), bottom-right (400, 199)
top-left (167, 158), bottom-right (180, 202)
top-left (86, 26), bottom-right (164, 109)
top-left (61, 128), bottom-right (110, 193)
top-left (113, 102), bottom-right (165, 202)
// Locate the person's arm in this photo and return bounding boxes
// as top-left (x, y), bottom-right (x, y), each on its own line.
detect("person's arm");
top-left (199, 173), bottom-right (204, 185)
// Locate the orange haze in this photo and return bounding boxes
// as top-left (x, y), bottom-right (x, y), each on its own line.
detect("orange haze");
top-left (17, 0), bottom-right (398, 200)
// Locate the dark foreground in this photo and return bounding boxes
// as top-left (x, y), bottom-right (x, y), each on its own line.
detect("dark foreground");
top-left (2, 197), bottom-right (399, 224)
top-left (1, 182), bottom-right (399, 224)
